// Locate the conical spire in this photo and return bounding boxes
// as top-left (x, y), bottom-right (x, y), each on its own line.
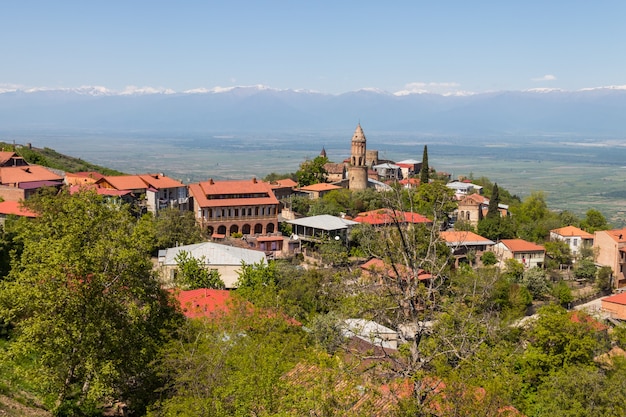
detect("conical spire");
top-left (320, 146), bottom-right (327, 158)
top-left (352, 123), bottom-right (366, 143)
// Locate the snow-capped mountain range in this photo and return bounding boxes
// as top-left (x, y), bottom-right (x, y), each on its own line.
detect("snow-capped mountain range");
top-left (0, 85), bottom-right (625, 136)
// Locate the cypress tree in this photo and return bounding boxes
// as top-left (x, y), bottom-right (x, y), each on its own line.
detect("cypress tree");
top-left (487, 182), bottom-right (500, 218)
top-left (420, 145), bottom-right (430, 185)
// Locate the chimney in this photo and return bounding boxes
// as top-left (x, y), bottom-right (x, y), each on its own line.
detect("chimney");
top-left (209, 178), bottom-right (214, 185)
top-left (252, 177), bottom-right (257, 183)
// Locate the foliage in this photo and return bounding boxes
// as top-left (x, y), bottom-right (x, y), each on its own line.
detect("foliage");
top-left (521, 267), bottom-right (551, 299)
top-left (174, 250), bottom-right (225, 290)
top-left (574, 258), bottom-right (597, 281)
top-left (410, 181), bottom-right (457, 220)
top-left (420, 145), bottom-right (429, 185)
top-left (0, 190), bottom-right (182, 413)
top-left (543, 240), bottom-right (573, 269)
top-left (551, 280), bottom-right (573, 307)
top-left (235, 260), bottom-right (279, 307)
top-left (477, 215), bottom-right (516, 241)
top-left (148, 301), bottom-right (307, 417)
top-left (486, 182), bottom-right (500, 218)
top-left (502, 258), bottom-right (524, 282)
top-left (580, 208), bottom-right (610, 233)
top-left (318, 238), bottom-right (350, 267)
top-left (480, 251), bottom-right (497, 266)
top-left (512, 191), bottom-right (557, 242)
top-left (596, 266), bottom-right (613, 291)
top-left (263, 171), bottom-right (294, 182)
top-left (153, 207), bottom-right (204, 252)
top-left (295, 155), bottom-right (328, 186)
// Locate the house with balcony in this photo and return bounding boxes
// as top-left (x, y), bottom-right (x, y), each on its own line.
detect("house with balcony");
top-left (188, 178), bottom-right (279, 238)
top-left (550, 225), bottom-right (594, 260)
top-left (439, 230), bottom-right (495, 267)
top-left (493, 238), bottom-right (545, 269)
top-left (593, 228), bottom-right (626, 290)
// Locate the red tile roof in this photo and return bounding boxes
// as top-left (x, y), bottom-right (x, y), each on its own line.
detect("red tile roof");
top-left (98, 175), bottom-right (148, 191)
top-left (599, 228), bottom-right (626, 243)
top-left (551, 225), bottom-right (593, 239)
top-left (189, 178), bottom-right (279, 208)
top-left (0, 165), bottom-right (63, 185)
top-left (299, 183), bottom-right (343, 192)
top-left (500, 239), bottom-right (545, 253)
top-left (171, 288), bottom-right (233, 319)
top-left (439, 230), bottom-right (493, 245)
top-left (361, 258), bottom-right (432, 281)
top-left (459, 193), bottom-right (488, 205)
top-left (602, 292), bottom-right (626, 306)
top-left (354, 208), bottom-right (431, 225)
top-left (0, 201), bottom-right (37, 218)
top-left (138, 173), bottom-right (185, 189)
top-left (269, 178), bottom-right (298, 189)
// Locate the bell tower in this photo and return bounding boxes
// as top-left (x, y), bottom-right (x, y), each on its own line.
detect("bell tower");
top-left (348, 124), bottom-right (368, 190)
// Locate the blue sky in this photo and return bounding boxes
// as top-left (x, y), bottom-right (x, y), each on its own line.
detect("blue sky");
top-left (2, 1), bottom-right (625, 95)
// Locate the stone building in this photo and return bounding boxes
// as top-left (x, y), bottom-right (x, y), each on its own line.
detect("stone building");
top-left (348, 124), bottom-right (369, 191)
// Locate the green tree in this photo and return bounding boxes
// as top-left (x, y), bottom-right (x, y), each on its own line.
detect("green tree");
top-left (581, 208), bottom-right (610, 233)
top-left (295, 155), bottom-right (328, 186)
top-left (521, 267), bottom-right (550, 299)
top-left (596, 266), bottom-right (613, 291)
top-left (153, 207), bottom-right (204, 251)
top-left (420, 145), bottom-right (430, 185)
top-left (574, 258), bottom-right (597, 282)
top-left (174, 250), bottom-right (225, 289)
top-left (480, 251), bottom-right (497, 266)
top-left (0, 191), bottom-right (182, 413)
top-left (543, 240), bottom-right (573, 270)
top-left (486, 182), bottom-right (500, 218)
top-left (551, 280), bottom-right (574, 307)
top-left (477, 215), bottom-right (516, 241)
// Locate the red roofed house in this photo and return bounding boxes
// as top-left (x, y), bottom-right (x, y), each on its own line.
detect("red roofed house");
top-left (96, 173), bottom-right (188, 215)
top-left (601, 292), bottom-right (626, 320)
top-left (64, 171), bottom-right (105, 186)
top-left (171, 288), bottom-right (233, 319)
top-left (594, 228), bottom-right (626, 289)
top-left (299, 182), bottom-right (343, 199)
top-left (0, 151), bottom-right (28, 167)
top-left (493, 239), bottom-right (545, 269)
top-left (0, 165), bottom-right (64, 202)
top-left (455, 193), bottom-right (509, 227)
top-left (353, 208), bottom-right (431, 227)
top-left (360, 258), bottom-right (432, 283)
top-left (439, 230), bottom-right (495, 267)
top-left (550, 225), bottom-right (594, 260)
top-left (188, 178), bottom-right (279, 238)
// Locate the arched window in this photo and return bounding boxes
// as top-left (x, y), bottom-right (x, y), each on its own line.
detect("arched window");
top-left (254, 224), bottom-right (263, 234)
top-left (267, 223), bottom-right (275, 233)
top-left (230, 225), bottom-right (239, 235)
top-left (217, 225), bottom-right (226, 235)
top-left (242, 224), bottom-right (251, 235)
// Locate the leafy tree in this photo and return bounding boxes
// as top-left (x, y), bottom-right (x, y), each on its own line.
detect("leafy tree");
top-left (486, 182), bottom-right (500, 218)
top-left (263, 171), bottom-right (294, 182)
top-left (477, 215), bottom-right (516, 241)
top-left (543, 240), bottom-right (573, 269)
top-left (596, 266), bottom-right (613, 291)
top-left (512, 191), bottom-right (555, 242)
top-left (411, 181), bottom-right (456, 221)
top-left (295, 155), bottom-right (328, 186)
top-left (480, 251), bottom-right (497, 266)
top-left (502, 258), bottom-right (524, 282)
top-left (174, 250), bottom-right (225, 289)
top-left (551, 280), bottom-right (573, 307)
top-left (574, 258), bottom-right (597, 282)
top-left (153, 207), bottom-right (204, 251)
top-left (557, 210), bottom-right (580, 228)
top-left (521, 267), bottom-right (550, 299)
top-left (420, 145), bottom-right (429, 185)
top-left (581, 208), bottom-right (610, 233)
top-left (0, 190), bottom-right (182, 413)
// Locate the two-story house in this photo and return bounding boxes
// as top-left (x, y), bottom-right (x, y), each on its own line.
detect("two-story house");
top-left (188, 178), bottom-right (279, 238)
top-left (493, 238), bottom-right (545, 269)
top-left (549, 225), bottom-right (594, 260)
top-left (0, 165), bottom-right (64, 202)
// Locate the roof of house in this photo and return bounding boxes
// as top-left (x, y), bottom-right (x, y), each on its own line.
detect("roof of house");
top-left (0, 151), bottom-right (25, 166)
top-left (0, 165), bottom-right (64, 185)
top-left (353, 208), bottom-right (431, 226)
top-left (159, 241), bottom-right (267, 267)
top-left (138, 173), bottom-right (185, 189)
top-left (597, 227), bottom-right (626, 243)
top-left (601, 292), bottom-right (626, 306)
top-left (0, 200), bottom-right (38, 218)
top-left (458, 193), bottom-right (488, 205)
top-left (98, 175), bottom-right (148, 191)
top-left (189, 178), bottom-right (279, 208)
top-left (171, 288), bottom-right (233, 319)
top-left (323, 163), bottom-right (345, 174)
top-left (287, 214), bottom-right (358, 231)
top-left (499, 239), bottom-right (545, 253)
top-left (65, 171), bottom-right (105, 181)
top-left (373, 163), bottom-right (400, 170)
top-left (360, 258), bottom-right (432, 281)
top-left (551, 225), bottom-right (594, 239)
top-left (396, 159), bottom-right (421, 165)
top-left (439, 230), bottom-right (495, 246)
top-left (269, 178), bottom-right (298, 189)
top-left (299, 183), bottom-right (343, 192)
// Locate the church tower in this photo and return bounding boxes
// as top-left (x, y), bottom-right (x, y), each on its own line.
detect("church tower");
top-left (348, 124), bottom-right (368, 190)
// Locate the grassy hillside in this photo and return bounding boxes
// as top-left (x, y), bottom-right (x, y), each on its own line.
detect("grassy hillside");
top-left (0, 142), bottom-right (125, 176)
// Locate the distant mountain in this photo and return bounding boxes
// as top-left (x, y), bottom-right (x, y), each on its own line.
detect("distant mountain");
top-left (0, 86), bottom-right (625, 136)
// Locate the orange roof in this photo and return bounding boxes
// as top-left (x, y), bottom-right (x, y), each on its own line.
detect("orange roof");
top-left (300, 183), bottom-right (343, 192)
top-left (0, 200), bottom-right (37, 218)
top-left (569, 310), bottom-right (608, 331)
top-left (189, 178), bottom-right (279, 208)
top-left (602, 292), bottom-right (626, 306)
top-left (599, 228), bottom-right (626, 243)
top-left (500, 239), bottom-right (545, 253)
top-left (138, 173), bottom-right (185, 189)
top-left (354, 208), bottom-right (431, 225)
top-left (459, 193), bottom-right (488, 205)
top-left (439, 230), bottom-right (493, 244)
top-left (171, 288), bottom-right (233, 319)
top-left (270, 178), bottom-right (298, 189)
top-left (0, 165), bottom-right (63, 185)
top-left (65, 171), bottom-right (105, 185)
top-left (98, 175), bottom-right (148, 191)
top-left (0, 151), bottom-right (21, 165)
top-left (551, 225), bottom-right (594, 239)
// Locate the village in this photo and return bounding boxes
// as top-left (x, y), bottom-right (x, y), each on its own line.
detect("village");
top-left (1, 125), bottom-right (626, 415)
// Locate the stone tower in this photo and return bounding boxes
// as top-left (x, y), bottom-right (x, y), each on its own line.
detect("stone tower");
top-left (348, 124), bottom-right (368, 190)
